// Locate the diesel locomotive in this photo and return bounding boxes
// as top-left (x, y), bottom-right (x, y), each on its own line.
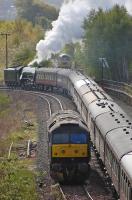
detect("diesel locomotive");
top-left (48, 110), bottom-right (90, 181)
top-left (4, 65), bottom-right (132, 200)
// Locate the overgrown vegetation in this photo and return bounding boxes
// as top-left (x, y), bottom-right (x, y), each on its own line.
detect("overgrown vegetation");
top-left (0, 20), bottom-right (43, 75)
top-left (0, 93), bottom-right (10, 112)
top-left (0, 92), bottom-right (38, 200)
top-left (0, 160), bottom-right (37, 200)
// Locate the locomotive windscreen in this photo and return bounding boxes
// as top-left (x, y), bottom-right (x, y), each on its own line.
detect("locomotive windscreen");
top-left (70, 133), bottom-right (87, 144)
top-left (53, 133), bottom-right (69, 144)
top-left (52, 125), bottom-right (88, 144)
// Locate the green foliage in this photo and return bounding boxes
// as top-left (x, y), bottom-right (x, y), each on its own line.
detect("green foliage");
top-left (13, 46), bottom-right (35, 66)
top-left (0, 93), bottom-right (10, 112)
top-left (39, 60), bottom-right (52, 68)
top-left (0, 160), bottom-right (37, 200)
top-left (0, 20), bottom-right (43, 77)
top-left (62, 43), bottom-right (75, 58)
top-left (82, 6), bottom-right (132, 81)
top-left (15, 0), bottom-right (58, 26)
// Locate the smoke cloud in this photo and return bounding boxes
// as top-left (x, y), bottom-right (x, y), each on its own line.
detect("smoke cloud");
top-left (35, 0), bottom-right (132, 63)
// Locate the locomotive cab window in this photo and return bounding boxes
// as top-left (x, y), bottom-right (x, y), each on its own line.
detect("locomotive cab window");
top-left (52, 133), bottom-right (69, 144)
top-left (70, 133), bottom-right (87, 144)
top-left (52, 125), bottom-right (88, 145)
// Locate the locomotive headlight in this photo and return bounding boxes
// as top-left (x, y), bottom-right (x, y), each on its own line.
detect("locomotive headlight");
top-left (74, 150), bottom-right (78, 154)
top-left (61, 150), bottom-right (65, 154)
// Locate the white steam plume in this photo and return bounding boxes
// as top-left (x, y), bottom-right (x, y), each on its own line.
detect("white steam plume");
top-left (34, 0), bottom-right (132, 63)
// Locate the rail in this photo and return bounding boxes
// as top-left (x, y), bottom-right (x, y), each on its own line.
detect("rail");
top-left (8, 142), bottom-right (13, 159)
top-left (83, 185), bottom-right (94, 200)
top-left (102, 79), bottom-right (132, 96)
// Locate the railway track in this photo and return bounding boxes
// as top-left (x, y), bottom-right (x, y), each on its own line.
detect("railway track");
top-left (0, 86), bottom-right (116, 200)
top-left (0, 86), bottom-right (64, 113)
top-left (55, 183), bottom-right (94, 200)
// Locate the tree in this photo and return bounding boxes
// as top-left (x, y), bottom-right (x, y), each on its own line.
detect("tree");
top-left (15, 0), bottom-right (58, 26)
top-left (0, 20), bottom-right (43, 72)
top-left (83, 6), bottom-right (132, 81)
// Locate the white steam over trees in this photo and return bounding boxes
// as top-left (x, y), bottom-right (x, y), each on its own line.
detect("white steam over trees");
top-left (36, 0), bottom-right (89, 62)
top-left (35, 0), bottom-right (132, 63)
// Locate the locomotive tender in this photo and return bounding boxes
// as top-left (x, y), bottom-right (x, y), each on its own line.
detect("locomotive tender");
top-left (48, 110), bottom-right (90, 181)
top-left (4, 65), bottom-right (132, 200)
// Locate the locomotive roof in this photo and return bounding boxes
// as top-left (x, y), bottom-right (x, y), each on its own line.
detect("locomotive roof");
top-left (36, 67), bottom-right (59, 73)
top-left (121, 152), bottom-right (132, 185)
top-left (82, 90), bottom-right (112, 106)
top-left (69, 71), bottom-right (86, 83)
top-left (48, 110), bottom-right (88, 133)
top-left (106, 127), bottom-right (132, 162)
top-left (71, 74), bottom-right (112, 103)
top-left (76, 84), bottom-right (91, 96)
top-left (57, 68), bottom-right (72, 76)
top-left (4, 66), bottom-right (23, 71)
top-left (88, 100), bottom-right (125, 119)
top-left (22, 66), bottom-right (35, 74)
top-left (59, 53), bottom-right (71, 58)
top-left (95, 112), bottom-right (132, 138)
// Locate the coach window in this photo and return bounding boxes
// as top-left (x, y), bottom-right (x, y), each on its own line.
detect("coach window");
top-left (74, 89), bottom-right (78, 100)
top-left (105, 144), bottom-right (109, 162)
top-left (82, 103), bottom-right (87, 118)
top-left (107, 148), bottom-right (112, 165)
top-left (99, 134), bottom-right (104, 154)
top-left (129, 187), bottom-right (132, 200)
top-left (95, 126), bottom-right (100, 148)
top-left (78, 96), bottom-right (81, 108)
top-left (90, 118), bottom-right (95, 133)
top-left (121, 170), bottom-right (124, 189)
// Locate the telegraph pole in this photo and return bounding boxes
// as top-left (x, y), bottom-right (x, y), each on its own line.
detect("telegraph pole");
top-left (0, 33), bottom-right (11, 68)
top-left (99, 57), bottom-right (109, 81)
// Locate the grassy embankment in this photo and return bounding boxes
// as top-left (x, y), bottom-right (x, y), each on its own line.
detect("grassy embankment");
top-left (0, 92), bottom-right (38, 200)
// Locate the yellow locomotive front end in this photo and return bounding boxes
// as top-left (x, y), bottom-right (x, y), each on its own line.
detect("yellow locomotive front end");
top-left (52, 144), bottom-right (88, 158)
